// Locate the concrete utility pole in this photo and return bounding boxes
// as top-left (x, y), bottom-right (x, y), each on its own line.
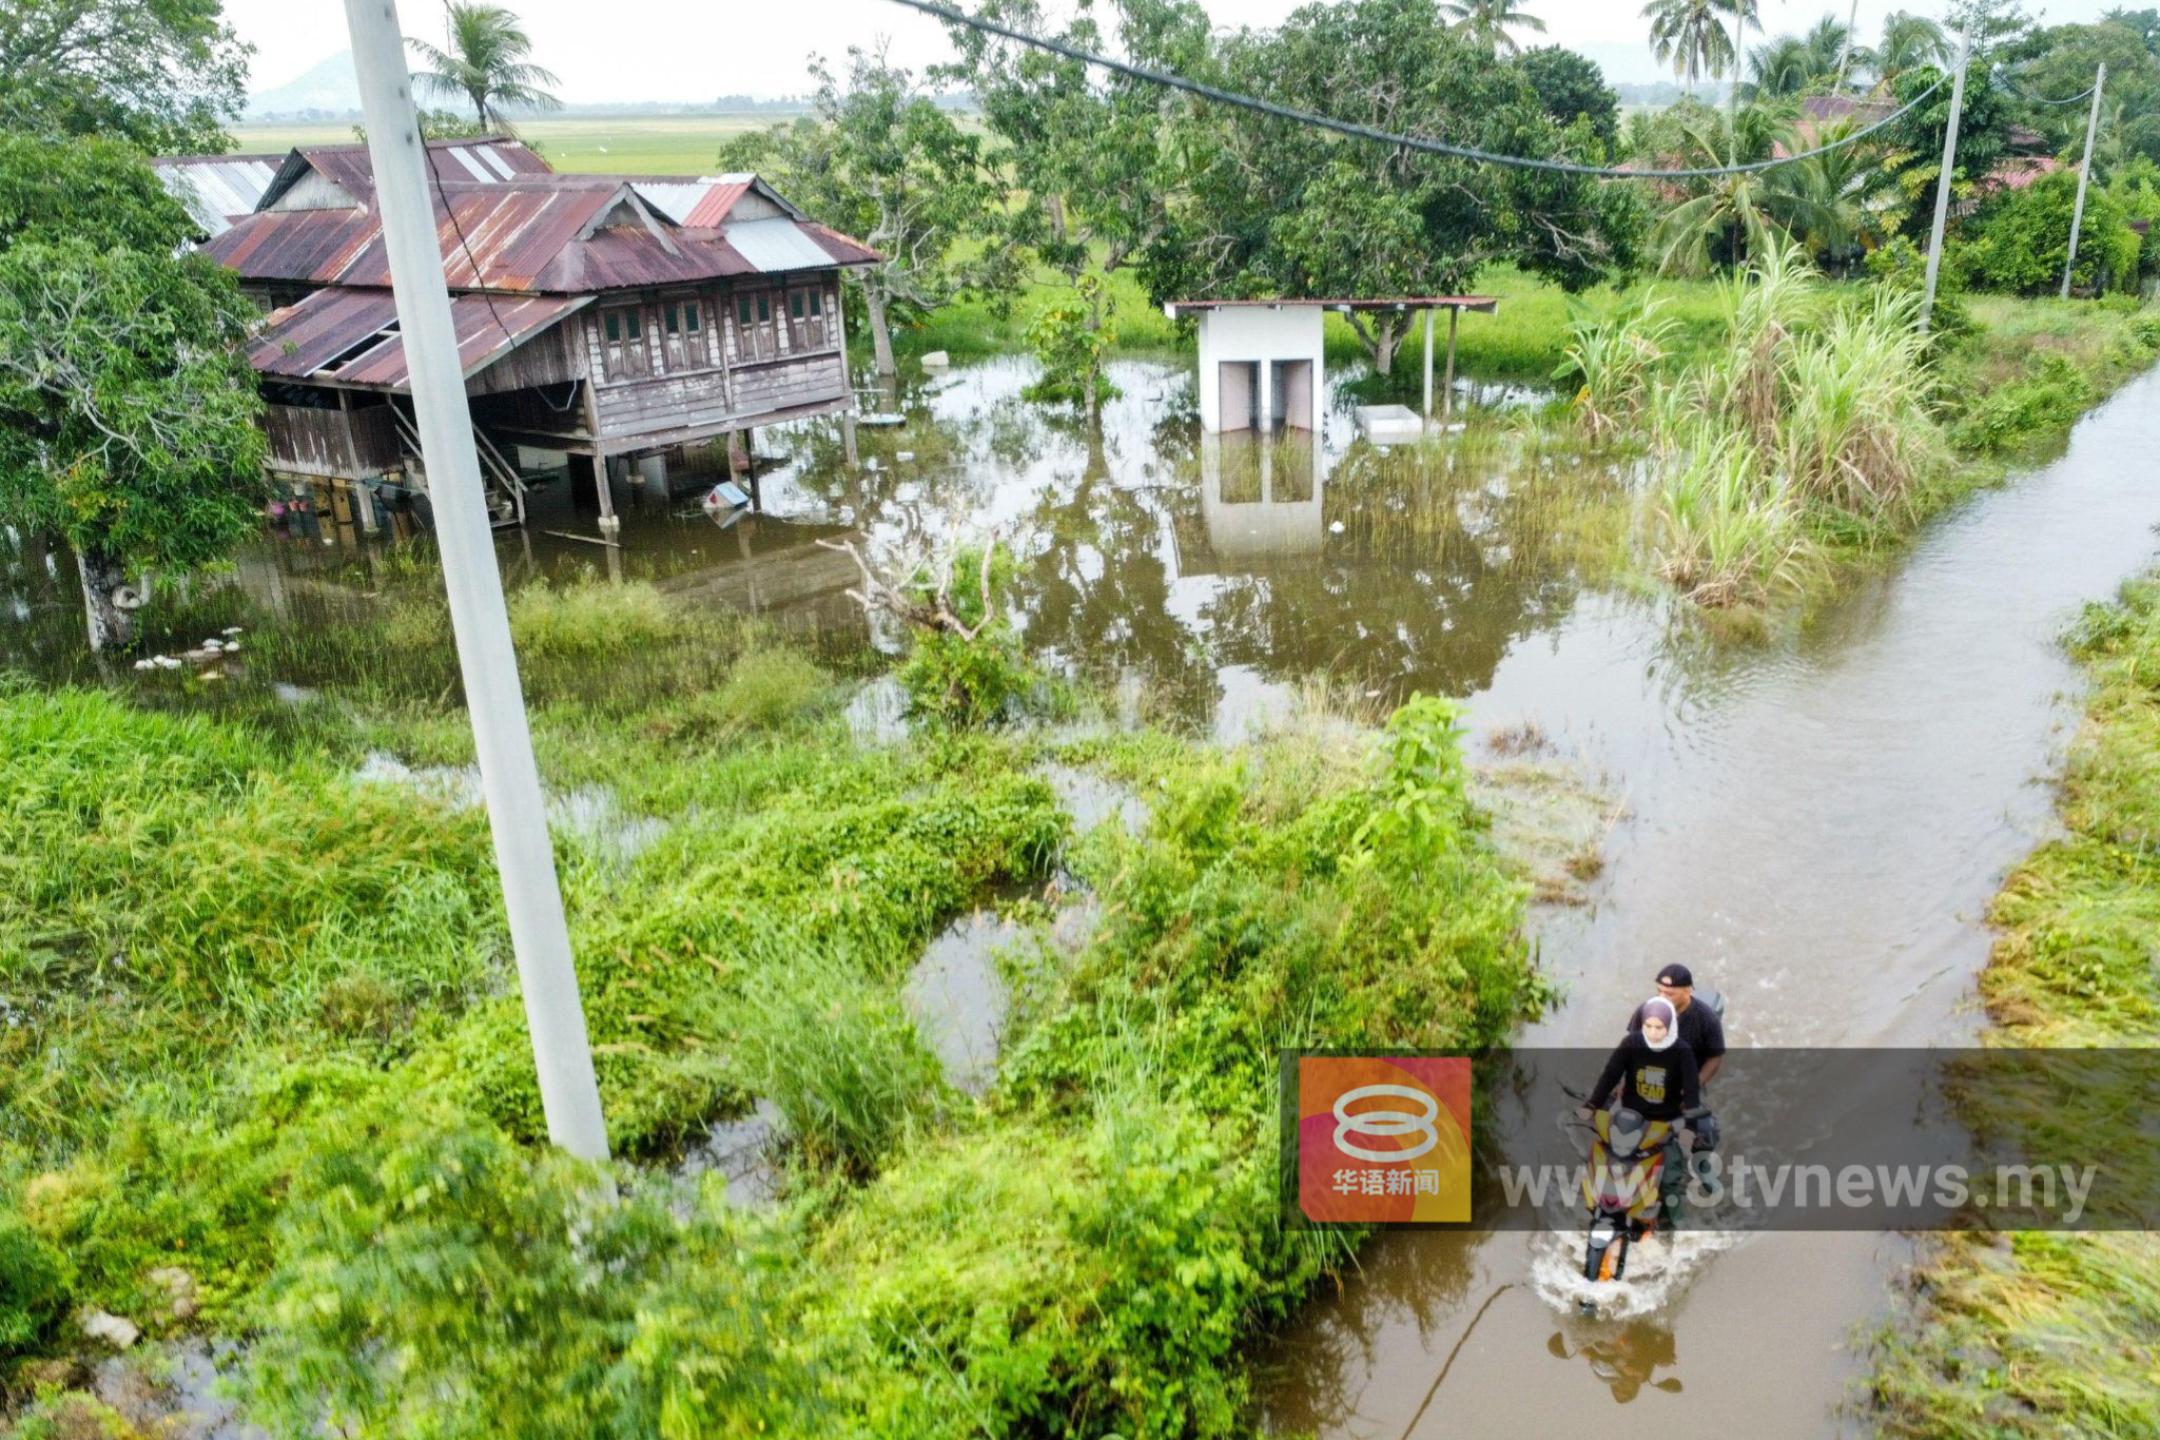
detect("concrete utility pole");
top-left (1921, 27), bottom-right (1974, 337)
top-left (2062, 62), bottom-right (2108, 300)
top-left (344, 0), bottom-right (610, 1161)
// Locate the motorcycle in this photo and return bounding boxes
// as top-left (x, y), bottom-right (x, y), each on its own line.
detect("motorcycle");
top-left (1563, 986), bottom-right (1727, 1312)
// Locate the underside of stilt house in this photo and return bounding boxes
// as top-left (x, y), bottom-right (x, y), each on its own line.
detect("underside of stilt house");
top-left (180, 139), bottom-right (878, 523)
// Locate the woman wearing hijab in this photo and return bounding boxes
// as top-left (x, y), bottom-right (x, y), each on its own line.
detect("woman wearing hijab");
top-left (1579, 997), bottom-right (1701, 1125)
top-left (1577, 997), bottom-right (1701, 1236)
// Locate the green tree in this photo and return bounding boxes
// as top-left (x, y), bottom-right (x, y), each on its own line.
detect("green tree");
top-left (1154, 0), bottom-right (1641, 375)
top-left (1999, 21), bottom-right (2160, 158)
top-left (720, 47), bottom-right (997, 378)
top-left (1880, 59), bottom-right (2017, 242)
top-left (937, 0), bottom-right (1215, 415)
top-left (0, 135), bottom-right (264, 652)
top-left (1648, 102), bottom-right (1839, 271)
top-left (1746, 35), bottom-right (1823, 97)
top-left (406, 3), bottom-right (562, 133)
top-left (1875, 11), bottom-right (1950, 78)
top-left (1520, 45), bottom-right (1622, 148)
top-left (0, 0), bottom-right (248, 153)
top-left (1440, 0), bottom-right (1547, 55)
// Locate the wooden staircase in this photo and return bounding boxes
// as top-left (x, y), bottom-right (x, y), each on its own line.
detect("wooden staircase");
top-left (390, 403), bottom-right (529, 529)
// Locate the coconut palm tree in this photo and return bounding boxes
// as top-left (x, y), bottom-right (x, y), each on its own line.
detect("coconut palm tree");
top-left (1440, 0), bottom-right (1547, 55)
top-left (1645, 0), bottom-right (1739, 87)
top-left (1747, 35), bottom-right (1820, 98)
top-left (1875, 11), bottom-right (1949, 79)
top-left (1648, 103), bottom-right (1832, 272)
top-left (406, 3), bottom-right (561, 133)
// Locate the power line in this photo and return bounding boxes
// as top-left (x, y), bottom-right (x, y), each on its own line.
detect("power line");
top-left (888, 0), bottom-right (1949, 180)
top-left (1993, 70), bottom-right (2097, 106)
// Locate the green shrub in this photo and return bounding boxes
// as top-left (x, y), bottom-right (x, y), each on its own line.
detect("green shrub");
top-left (1948, 355), bottom-right (2097, 453)
top-left (1022, 273), bottom-right (1120, 409)
top-left (1963, 170), bottom-right (2141, 296)
top-left (0, 1215), bottom-right (72, 1359)
top-left (246, 1114), bottom-right (818, 1439)
top-left (898, 623), bottom-right (1034, 728)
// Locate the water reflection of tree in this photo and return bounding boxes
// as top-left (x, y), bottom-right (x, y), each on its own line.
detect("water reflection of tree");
top-left (1195, 442), bottom-right (1602, 707)
top-left (1007, 414), bottom-right (1224, 725)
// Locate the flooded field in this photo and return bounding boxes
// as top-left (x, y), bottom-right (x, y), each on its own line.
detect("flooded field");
top-left (7, 351), bottom-right (2159, 1436)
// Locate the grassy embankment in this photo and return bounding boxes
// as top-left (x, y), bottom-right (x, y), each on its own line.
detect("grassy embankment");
top-left (1866, 574), bottom-right (2160, 1439)
top-left (0, 568), bottom-right (1543, 1436)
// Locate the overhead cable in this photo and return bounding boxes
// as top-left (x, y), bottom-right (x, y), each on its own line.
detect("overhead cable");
top-left (888, 0), bottom-right (1950, 180)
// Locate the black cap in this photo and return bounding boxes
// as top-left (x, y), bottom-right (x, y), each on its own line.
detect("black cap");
top-left (1656, 964), bottom-right (1694, 988)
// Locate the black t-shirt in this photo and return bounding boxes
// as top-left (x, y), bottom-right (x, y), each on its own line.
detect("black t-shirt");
top-left (1628, 998), bottom-right (1725, 1071)
top-left (1587, 1032), bottom-right (1700, 1121)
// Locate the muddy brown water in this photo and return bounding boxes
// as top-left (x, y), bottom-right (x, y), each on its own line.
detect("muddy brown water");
top-left (7, 354), bottom-right (2159, 1435)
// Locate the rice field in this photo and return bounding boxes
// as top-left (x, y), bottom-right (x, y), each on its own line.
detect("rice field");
top-left (228, 113), bottom-right (796, 174)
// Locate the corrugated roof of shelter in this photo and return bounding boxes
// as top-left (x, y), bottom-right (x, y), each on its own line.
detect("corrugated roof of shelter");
top-left (206, 175), bottom-right (877, 293)
top-left (152, 154), bottom-right (283, 237)
top-left (249, 286), bottom-right (590, 390)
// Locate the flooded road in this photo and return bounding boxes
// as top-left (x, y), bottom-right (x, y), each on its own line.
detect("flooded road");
top-left (6, 349), bottom-right (2157, 1435)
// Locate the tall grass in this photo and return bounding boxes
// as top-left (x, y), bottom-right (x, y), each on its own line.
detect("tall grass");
top-left (1563, 241), bottom-right (1956, 610)
top-left (1650, 429), bottom-right (1815, 607)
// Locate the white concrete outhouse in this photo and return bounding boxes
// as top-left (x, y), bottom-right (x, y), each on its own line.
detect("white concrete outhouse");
top-left (1166, 296), bottom-right (1500, 435)
top-left (1167, 301), bottom-right (1325, 434)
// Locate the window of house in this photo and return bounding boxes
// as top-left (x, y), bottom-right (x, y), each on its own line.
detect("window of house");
top-left (601, 305), bottom-right (648, 380)
top-left (734, 289), bottom-right (780, 362)
top-left (664, 301), bottom-right (703, 336)
top-left (810, 290), bottom-right (824, 317)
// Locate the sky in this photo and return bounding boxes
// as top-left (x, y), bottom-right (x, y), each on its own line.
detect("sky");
top-left (228, 0), bottom-right (2131, 104)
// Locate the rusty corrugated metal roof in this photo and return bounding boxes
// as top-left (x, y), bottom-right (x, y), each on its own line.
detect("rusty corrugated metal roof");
top-left (684, 180), bottom-right (753, 228)
top-left (250, 285), bottom-right (590, 390)
top-left (209, 177), bottom-right (876, 293)
top-left (260, 137), bottom-right (553, 209)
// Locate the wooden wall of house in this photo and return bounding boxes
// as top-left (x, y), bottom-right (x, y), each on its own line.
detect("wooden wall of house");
top-left (577, 273), bottom-right (848, 452)
top-left (262, 401), bottom-right (402, 478)
top-left (466, 323), bottom-right (580, 397)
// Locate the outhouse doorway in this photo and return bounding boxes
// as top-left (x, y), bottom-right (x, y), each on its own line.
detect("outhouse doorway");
top-left (1218, 361), bottom-right (1259, 430)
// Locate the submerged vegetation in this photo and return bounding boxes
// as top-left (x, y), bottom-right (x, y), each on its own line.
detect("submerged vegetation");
top-left (1866, 574), bottom-right (2160, 1439)
top-left (0, 572), bottom-right (1541, 1434)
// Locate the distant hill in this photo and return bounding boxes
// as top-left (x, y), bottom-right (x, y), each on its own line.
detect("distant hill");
top-left (247, 50), bottom-right (362, 120)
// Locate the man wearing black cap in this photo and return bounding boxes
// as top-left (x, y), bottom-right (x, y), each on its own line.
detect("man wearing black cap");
top-left (1627, 964), bottom-right (1724, 1088)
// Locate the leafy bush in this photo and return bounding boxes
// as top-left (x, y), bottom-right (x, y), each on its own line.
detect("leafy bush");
top-left (1865, 236), bottom-right (1971, 340)
top-left (1963, 170), bottom-right (2141, 296)
top-left (898, 623), bottom-right (1034, 727)
top-left (1022, 274), bottom-right (1120, 409)
top-left (247, 1114), bottom-right (818, 1439)
top-left (0, 1215), bottom-right (72, 1359)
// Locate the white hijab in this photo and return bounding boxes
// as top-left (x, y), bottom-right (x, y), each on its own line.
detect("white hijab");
top-left (1641, 997), bottom-right (1679, 1053)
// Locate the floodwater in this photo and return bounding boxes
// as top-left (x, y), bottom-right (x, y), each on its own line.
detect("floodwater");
top-left (7, 350), bottom-right (2160, 1435)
